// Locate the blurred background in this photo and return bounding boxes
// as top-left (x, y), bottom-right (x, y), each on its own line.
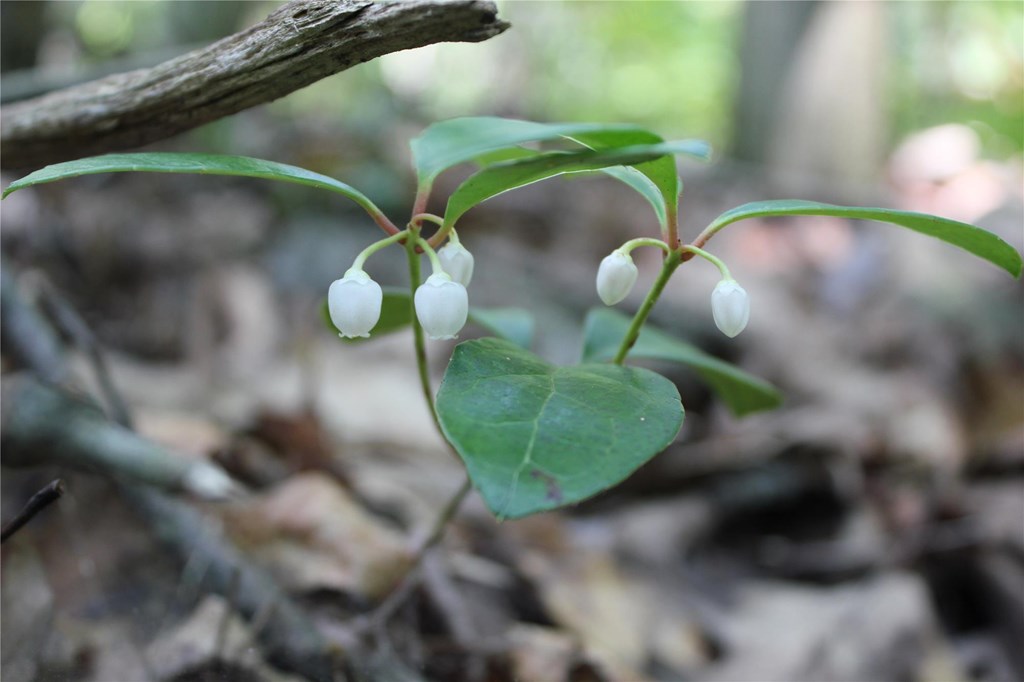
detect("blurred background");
top-left (2, 2), bottom-right (1022, 681)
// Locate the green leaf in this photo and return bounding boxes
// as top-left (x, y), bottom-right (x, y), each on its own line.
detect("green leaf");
top-left (443, 141), bottom-right (710, 228)
top-left (595, 166), bottom-right (668, 227)
top-left (581, 308), bottom-right (782, 417)
top-left (436, 338), bottom-right (683, 518)
top-left (570, 129), bottom-right (707, 228)
top-left (707, 200), bottom-right (1023, 278)
top-left (321, 290), bottom-right (535, 349)
top-left (411, 117), bottom-right (652, 184)
top-left (2, 153), bottom-right (386, 221)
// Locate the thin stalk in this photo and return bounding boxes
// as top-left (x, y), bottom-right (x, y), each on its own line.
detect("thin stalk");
top-left (426, 222), bottom-right (454, 249)
top-left (355, 476), bottom-right (471, 635)
top-left (415, 237), bottom-right (445, 275)
top-left (369, 211), bottom-right (402, 236)
top-left (621, 237), bottom-right (671, 255)
top-left (405, 233), bottom-right (436, 418)
top-left (411, 182), bottom-right (432, 221)
top-left (666, 204), bottom-right (679, 250)
top-left (679, 244), bottom-right (732, 279)
top-left (412, 213), bottom-right (445, 228)
top-left (352, 229), bottom-right (409, 270)
top-left (612, 249), bottom-right (681, 364)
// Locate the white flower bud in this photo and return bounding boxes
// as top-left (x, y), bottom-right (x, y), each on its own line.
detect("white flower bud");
top-left (711, 279), bottom-right (750, 338)
top-left (415, 273), bottom-right (469, 340)
top-left (437, 242), bottom-right (475, 287)
top-left (328, 268), bottom-right (383, 338)
top-left (596, 250), bottom-right (639, 305)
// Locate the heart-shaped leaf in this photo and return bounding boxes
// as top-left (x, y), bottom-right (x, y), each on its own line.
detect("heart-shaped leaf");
top-left (581, 308), bottom-right (781, 416)
top-left (1, 153), bottom-right (387, 224)
top-left (443, 140), bottom-right (710, 228)
top-left (706, 200), bottom-right (1022, 278)
top-left (436, 338), bottom-right (683, 519)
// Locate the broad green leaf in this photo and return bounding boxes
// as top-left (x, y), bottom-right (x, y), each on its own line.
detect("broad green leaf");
top-left (581, 308), bottom-right (781, 417)
top-left (321, 290), bottom-right (535, 349)
top-left (2, 153), bottom-right (386, 221)
top-left (707, 200), bottom-right (1022, 278)
top-left (443, 141), bottom-right (710, 228)
top-left (437, 338), bottom-right (683, 518)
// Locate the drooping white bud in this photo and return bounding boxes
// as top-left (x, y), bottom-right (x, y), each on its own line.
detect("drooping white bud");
top-left (415, 273), bottom-right (468, 340)
top-left (711, 279), bottom-right (749, 338)
top-left (596, 250), bottom-right (638, 305)
top-left (328, 268), bottom-right (383, 338)
top-left (437, 242), bottom-right (475, 287)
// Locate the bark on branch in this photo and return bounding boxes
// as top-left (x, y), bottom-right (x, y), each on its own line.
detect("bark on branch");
top-left (1, 0), bottom-right (509, 169)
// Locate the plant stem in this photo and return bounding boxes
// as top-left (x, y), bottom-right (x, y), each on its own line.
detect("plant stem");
top-left (415, 237), bottom-right (445, 275)
top-left (412, 182), bottom-right (432, 221)
top-left (369, 210), bottom-right (402, 236)
top-left (679, 244), bottom-right (732, 279)
top-left (352, 229), bottom-right (409, 270)
top-left (405, 231), bottom-right (436, 418)
top-left (666, 204), bottom-right (679, 250)
top-left (612, 249), bottom-right (681, 364)
top-left (355, 476), bottom-right (471, 635)
top-left (1, 479), bottom-right (65, 543)
top-left (621, 237), bottom-right (670, 255)
top-left (411, 213), bottom-right (445, 228)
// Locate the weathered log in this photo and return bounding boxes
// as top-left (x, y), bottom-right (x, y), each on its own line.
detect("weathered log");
top-left (1, 0), bottom-right (508, 169)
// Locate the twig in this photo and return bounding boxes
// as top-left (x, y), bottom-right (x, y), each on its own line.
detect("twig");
top-left (1, 0), bottom-right (508, 168)
top-left (0, 264), bottom-right (332, 681)
top-left (38, 277), bottom-right (133, 429)
top-left (214, 566), bottom-right (242, 662)
top-left (354, 476), bottom-right (472, 635)
top-left (1, 479), bottom-right (65, 543)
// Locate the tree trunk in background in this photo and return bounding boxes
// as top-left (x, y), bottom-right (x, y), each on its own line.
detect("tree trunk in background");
top-left (769, 1), bottom-right (888, 197)
top-left (0, 0), bottom-right (47, 72)
top-left (731, 1), bottom-right (819, 166)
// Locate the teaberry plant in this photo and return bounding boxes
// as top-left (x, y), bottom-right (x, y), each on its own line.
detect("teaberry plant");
top-left (5, 117), bottom-right (1021, 520)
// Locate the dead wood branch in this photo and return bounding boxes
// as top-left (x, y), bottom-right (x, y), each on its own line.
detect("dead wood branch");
top-left (1, 0), bottom-right (508, 169)
top-left (0, 263), bottom-right (334, 681)
top-left (1, 478), bottom-right (65, 543)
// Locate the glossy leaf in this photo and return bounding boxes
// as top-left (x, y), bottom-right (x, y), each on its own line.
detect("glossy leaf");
top-left (436, 338), bottom-right (683, 518)
top-left (581, 308), bottom-right (781, 416)
top-left (443, 140), bottom-right (710, 228)
top-left (595, 166), bottom-right (668, 227)
top-left (2, 153), bottom-right (386, 221)
top-left (411, 117), bottom-right (711, 225)
top-left (706, 200), bottom-right (1022, 278)
top-left (571, 129), bottom-right (706, 228)
top-left (321, 290), bottom-right (535, 349)
top-left (411, 117), bottom-right (651, 184)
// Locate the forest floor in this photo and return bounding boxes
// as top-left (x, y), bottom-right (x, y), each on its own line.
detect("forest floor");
top-left (2, 125), bottom-right (1023, 682)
